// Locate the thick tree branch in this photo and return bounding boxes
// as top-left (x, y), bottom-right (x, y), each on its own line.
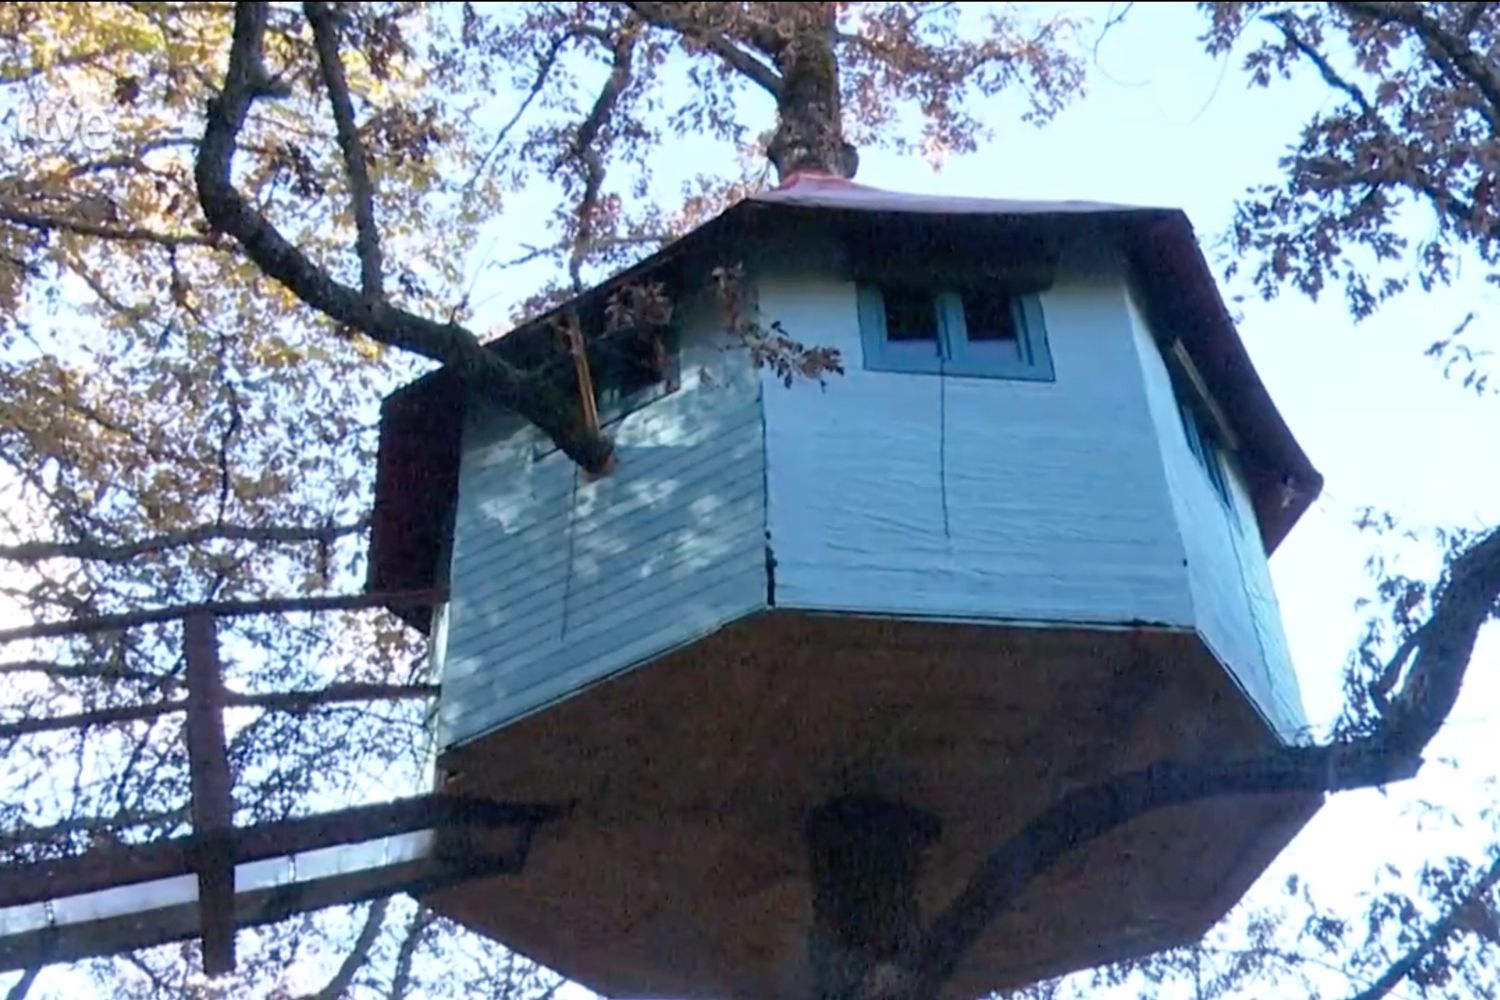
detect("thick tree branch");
top-left (0, 589), bottom-right (445, 644)
top-left (563, 27), bottom-right (638, 290)
top-left (917, 524), bottom-right (1500, 984)
top-left (3, 967), bottom-right (38, 1000)
top-left (231, 681), bottom-right (438, 713)
top-left (195, 2), bottom-right (610, 471)
top-left (1337, 2), bottom-right (1500, 128)
top-left (301, 897), bottom-right (389, 1000)
top-left (0, 659), bottom-right (164, 685)
top-left (0, 519), bottom-right (367, 564)
top-left (387, 907), bottom-right (434, 1000)
top-left (304, 1), bottom-right (383, 300)
top-left (0, 681), bottom-right (438, 740)
top-left (1345, 851), bottom-right (1500, 1000)
top-left (1461, 3), bottom-right (1495, 36)
top-left (625, 2), bottom-right (784, 96)
top-left (0, 205), bottom-right (214, 248)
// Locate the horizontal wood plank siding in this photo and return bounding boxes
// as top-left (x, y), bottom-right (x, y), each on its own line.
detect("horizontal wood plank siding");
top-left (439, 298), bottom-right (768, 748)
top-left (759, 247), bottom-right (1194, 629)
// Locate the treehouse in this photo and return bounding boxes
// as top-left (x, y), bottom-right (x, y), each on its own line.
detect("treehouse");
top-left (367, 174), bottom-right (1324, 998)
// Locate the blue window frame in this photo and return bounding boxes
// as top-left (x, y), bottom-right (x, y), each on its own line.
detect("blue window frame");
top-left (856, 284), bottom-right (1054, 380)
top-left (1175, 386), bottom-right (1233, 510)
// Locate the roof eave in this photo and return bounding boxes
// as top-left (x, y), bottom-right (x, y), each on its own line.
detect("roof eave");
top-left (367, 194), bottom-right (1322, 617)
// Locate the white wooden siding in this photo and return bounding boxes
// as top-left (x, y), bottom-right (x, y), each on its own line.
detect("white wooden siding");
top-left (435, 237), bottom-right (1307, 752)
top-left (1125, 289), bottom-right (1307, 742)
top-left (758, 247), bottom-right (1195, 629)
top-left (438, 297), bottom-right (769, 748)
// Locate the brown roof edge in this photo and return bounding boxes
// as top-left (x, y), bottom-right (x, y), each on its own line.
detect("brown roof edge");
top-left (367, 367), bottom-right (465, 633)
top-left (1127, 214), bottom-right (1323, 552)
top-left (367, 192), bottom-right (1323, 620)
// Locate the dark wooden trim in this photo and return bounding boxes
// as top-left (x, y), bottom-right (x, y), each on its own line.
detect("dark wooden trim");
top-left (0, 852), bottom-right (509, 973)
top-left (183, 612), bottom-right (235, 974)
top-left (0, 795), bottom-right (561, 909)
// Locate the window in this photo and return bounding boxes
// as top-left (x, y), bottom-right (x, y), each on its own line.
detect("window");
top-left (856, 284), bottom-right (1053, 380)
top-left (1175, 386), bottom-right (1233, 509)
top-left (593, 327), bottom-right (679, 423)
top-left (531, 327), bottom-right (679, 461)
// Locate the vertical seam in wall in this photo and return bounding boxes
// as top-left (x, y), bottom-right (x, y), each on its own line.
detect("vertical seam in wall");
top-left (559, 463), bottom-right (580, 639)
top-left (759, 367), bottom-right (774, 606)
top-left (937, 308), bottom-right (952, 539)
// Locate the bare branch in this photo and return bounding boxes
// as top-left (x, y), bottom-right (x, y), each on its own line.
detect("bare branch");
top-left (0, 806), bottom-right (189, 853)
top-left (1345, 851), bottom-right (1500, 1000)
top-left (1265, 13), bottom-right (1378, 117)
top-left (230, 681), bottom-right (438, 713)
top-left (4, 967), bottom-right (38, 1000)
top-left (387, 907), bottom-right (434, 1000)
top-left (564, 27), bottom-right (638, 289)
top-left (1269, 13), bottom-right (1479, 223)
top-left (0, 681), bottom-right (438, 740)
top-left (301, 898), bottom-right (389, 1000)
top-left (0, 588), bottom-right (445, 644)
top-left (625, 2), bottom-right (784, 96)
top-left (497, 233), bottom-right (670, 270)
top-left (194, 2), bottom-right (610, 470)
top-left (1337, 2), bottom-right (1500, 129)
top-left (0, 205), bottom-right (215, 249)
top-left (0, 701), bottom-right (173, 740)
top-left (466, 31), bottom-right (577, 192)
top-left (304, 1), bottom-right (384, 300)
top-left (0, 519), bottom-right (368, 565)
top-left (0, 659), bottom-right (164, 685)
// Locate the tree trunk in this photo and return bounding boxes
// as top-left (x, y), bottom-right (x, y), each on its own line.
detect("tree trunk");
top-left (768, 7), bottom-right (857, 179)
top-left (805, 797), bottom-right (941, 1000)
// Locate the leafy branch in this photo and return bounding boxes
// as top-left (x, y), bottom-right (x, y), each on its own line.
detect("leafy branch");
top-left (194, 1), bottom-right (612, 471)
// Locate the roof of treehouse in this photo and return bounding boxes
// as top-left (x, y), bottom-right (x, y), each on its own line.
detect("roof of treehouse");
top-left (369, 173), bottom-right (1324, 625)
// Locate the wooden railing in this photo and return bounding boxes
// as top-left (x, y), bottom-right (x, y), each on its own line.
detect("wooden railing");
top-left (0, 592), bottom-right (559, 976)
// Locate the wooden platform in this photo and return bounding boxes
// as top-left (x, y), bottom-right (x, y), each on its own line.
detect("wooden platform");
top-left (432, 611), bottom-right (1320, 998)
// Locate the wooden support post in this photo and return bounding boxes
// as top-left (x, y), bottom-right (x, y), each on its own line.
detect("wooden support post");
top-left (805, 796), bottom-right (941, 1000)
top-left (183, 611), bottom-right (235, 976)
top-left (560, 313), bottom-right (614, 476)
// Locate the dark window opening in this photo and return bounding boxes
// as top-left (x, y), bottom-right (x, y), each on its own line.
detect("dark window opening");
top-left (881, 286), bottom-right (940, 342)
top-left (1176, 388), bottom-right (1233, 509)
top-left (961, 292), bottom-right (1019, 343)
top-left (857, 281), bottom-right (1053, 381)
top-left (591, 327), bottom-right (679, 417)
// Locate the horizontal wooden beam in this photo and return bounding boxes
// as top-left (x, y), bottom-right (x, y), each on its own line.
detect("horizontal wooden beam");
top-left (0, 589), bottom-right (448, 645)
top-left (0, 850), bottom-right (504, 973)
top-left (0, 795), bottom-right (561, 909)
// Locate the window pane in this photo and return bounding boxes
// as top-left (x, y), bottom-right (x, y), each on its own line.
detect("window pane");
top-left (882, 287), bottom-right (939, 342)
top-left (595, 331), bottom-right (671, 405)
top-left (962, 292), bottom-right (1019, 343)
